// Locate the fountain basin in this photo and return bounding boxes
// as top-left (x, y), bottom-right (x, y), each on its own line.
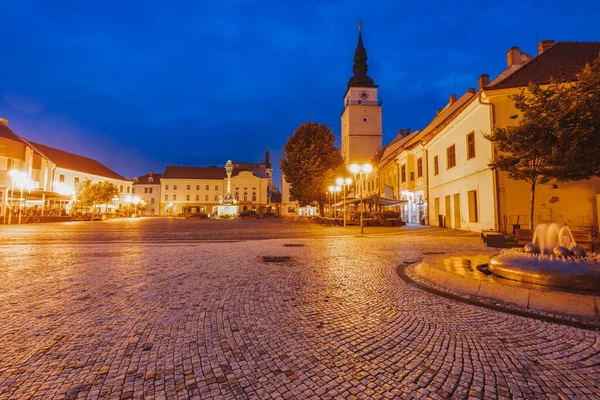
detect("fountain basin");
top-left (489, 250), bottom-right (600, 292)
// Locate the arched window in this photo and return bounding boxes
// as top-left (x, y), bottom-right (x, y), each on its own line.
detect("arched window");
top-left (252, 192), bottom-right (256, 201)
top-left (244, 192), bottom-right (248, 201)
top-left (235, 191), bottom-right (239, 200)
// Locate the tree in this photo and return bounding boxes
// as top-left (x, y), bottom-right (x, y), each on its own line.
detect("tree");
top-left (280, 122), bottom-right (345, 214)
top-left (75, 179), bottom-right (121, 216)
top-left (485, 54), bottom-right (600, 229)
top-left (97, 181), bottom-right (120, 215)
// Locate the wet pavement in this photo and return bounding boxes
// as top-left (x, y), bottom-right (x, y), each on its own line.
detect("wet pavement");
top-left (0, 218), bottom-right (599, 399)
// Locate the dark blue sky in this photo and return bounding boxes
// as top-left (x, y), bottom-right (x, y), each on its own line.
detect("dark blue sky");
top-left (1, 0), bottom-right (599, 185)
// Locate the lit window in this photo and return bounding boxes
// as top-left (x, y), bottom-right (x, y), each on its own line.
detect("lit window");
top-left (447, 145), bottom-right (456, 169)
top-left (467, 132), bottom-right (476, 159)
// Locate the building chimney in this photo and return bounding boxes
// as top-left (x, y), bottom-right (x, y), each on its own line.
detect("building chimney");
top-left (406, 128), bottom-right (411, 136)
top-left (0, 118), bottom-right (7, 126)
top-left (467, 88), bottom-right (477, 94)
top-left (398, 129), bottom-right (405, 137)
top-left (507, 47), bottom-right (522, 67)
top-left (449, 94), bottom-right (456, 104)
top-left (538, 40), bottom-right (555, 55)
top-left (478, 74), bottom-right (489, 91)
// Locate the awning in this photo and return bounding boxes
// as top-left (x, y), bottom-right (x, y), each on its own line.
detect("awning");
top-left (332, 195), bottom-right (407, 207)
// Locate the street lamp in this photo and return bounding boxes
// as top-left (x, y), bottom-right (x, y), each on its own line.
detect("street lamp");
top-left (336, 177), bottom-right (353, 227)
top-left (7, 169), bottom-right (19, 224)
top-left (167, 202), bottom-right (173, 217)
top-left (334, 185), bottom-right (341, 218)
top-left (348, 163), bottom-right (372, 234)
top-left (132, 196), bottom-right (140, 217)
top-left (125, 195), bottom-right (132, 217)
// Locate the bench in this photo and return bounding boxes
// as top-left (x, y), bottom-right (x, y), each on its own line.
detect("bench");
top-left (515, 228), bottom-right (594, 251)
top-left (481, 230), bottom-right (505, 248)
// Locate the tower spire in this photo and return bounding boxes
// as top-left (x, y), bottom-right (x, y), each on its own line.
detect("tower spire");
top-left (347, 20), bottom-right (375, 89)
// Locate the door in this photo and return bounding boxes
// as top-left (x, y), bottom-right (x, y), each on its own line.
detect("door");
top-left (444, 195), bottom-right (451, 228)
top-left (453, 193), bottom-right (461, 229)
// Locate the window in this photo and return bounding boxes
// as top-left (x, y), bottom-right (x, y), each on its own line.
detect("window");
top-left (196, 195), bottom-right (199, 201)
top-left (144, 188), bottom-right (148, 193)
top-left (401, 164), bottom-right (407, 183)
top-left (173, 195), bottom-right (177, 201)
top-left (205, 185), bottom-right (209, 190)
top-left (173, 185), bottom-right (177, 190)
top-left (186, 195), bottom-right (190, 201)
top-left (59, 174), bottom-right (65, 183)
top-left (74, 177), bottom-right (79, 185)
top-left (196, 185), bottom-right (200, 190)
top-left (151, 198), bottom-right (155, 204)
top-left (417, 158), bottom-right (423, 178)
top-left (252, 192), bottom-right (256, 201)
top-left (165, 195), bottom-right (168, 201)
top-left (148, 176), bottom-right (153, 183)
top-left (120, 185), bottom-right (124, 193)
top-left (187, 185), bottom-right (190, 190)
top-left (467, 132), bottom-right (476, 159)
top-left (132, 188), bottom-right (135, 194)
top-left (149, 188), bottom-right (153, 194)
top-left (447, 145), bottom-right (456, 169)
top-left (214, 185), bottom-right (218, 191)
top-left (235, 191), bottom-right (239, 200)
top-left (205, 195), bottom-right (209, 201)
top-left (165, 185), bottom-right (169, 190)
top-left (468, 190), bottom-right (478, 222)
top-left (434, 156), bottom-right (439, 176)
top-left (244, 192), bottom-right (248, 201)
top-left (127, 186), bottom-right (130, 193)
top-left (214, 195), bottom-right (218, 201)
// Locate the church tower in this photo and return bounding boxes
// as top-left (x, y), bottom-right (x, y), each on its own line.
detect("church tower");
top-left (341, 22), bottom-right (383, 165)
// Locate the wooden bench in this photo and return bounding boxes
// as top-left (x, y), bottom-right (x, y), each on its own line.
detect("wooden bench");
top-left (515, 228), bottom-right (593, 251)
top-left (481, 230), bottom-right (506, 247)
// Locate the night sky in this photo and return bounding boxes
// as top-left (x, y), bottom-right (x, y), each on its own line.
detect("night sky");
top-left (1, 0), bottom-right (599, 186)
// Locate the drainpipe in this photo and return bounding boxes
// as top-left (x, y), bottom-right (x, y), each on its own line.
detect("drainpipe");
top-left (424, 146), bottom-right (430, 225)
top-left (478, 91), bottom-right (502, 232)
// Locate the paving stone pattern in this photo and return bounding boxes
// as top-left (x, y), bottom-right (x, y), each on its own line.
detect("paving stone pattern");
top-left (0, 220), bottom-right (599, 399)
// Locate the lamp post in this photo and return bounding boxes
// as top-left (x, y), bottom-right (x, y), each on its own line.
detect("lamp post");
top-left (336, 177), bottom-right (353, 227)
top-left (125, 195), bottom-right (132, 217)
top-left (327, 186), bottom-right (335, 217)
top-left (7, 169), bottom-right (19, 224)
top-left (167, 202), bottom-right (173, 217)
top-left (14, 171), bottom-right (30, 225)
top-left (349, 163), bottom-right (372, 234)
top-left (132, 196), bottom-right (140, 217)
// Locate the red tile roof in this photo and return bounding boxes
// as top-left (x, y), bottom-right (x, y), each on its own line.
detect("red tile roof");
top-left (162, 166), bottom-right (255, 179)
top-left (30, 142), bottom-right (128, 181)
top-left (487, 42), bottom-right (600, 90)
top-left (133, 172), bottom-right (162, 185)
top-left (0, 121), bottom-right (28, 144)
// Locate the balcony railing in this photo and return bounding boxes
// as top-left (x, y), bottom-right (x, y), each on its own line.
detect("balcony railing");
top-left (341, 97), bottom-right (382, 115)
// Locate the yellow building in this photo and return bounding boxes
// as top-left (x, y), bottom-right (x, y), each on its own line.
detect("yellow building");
top-left (159, 165), bottom-right (270, 216)
top-left (132, 172), bottom-right (162, 216)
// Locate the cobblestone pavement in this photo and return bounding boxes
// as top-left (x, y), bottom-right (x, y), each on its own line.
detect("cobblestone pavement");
top-left (0, 219), bottom-right (599, 399)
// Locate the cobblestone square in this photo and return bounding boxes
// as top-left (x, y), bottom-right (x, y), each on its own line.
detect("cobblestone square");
top-left (0, 219), bottom-right (599, 399)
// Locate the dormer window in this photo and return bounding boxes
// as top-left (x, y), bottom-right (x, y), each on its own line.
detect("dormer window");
top-left (148, 177), bottom-right (153, 183)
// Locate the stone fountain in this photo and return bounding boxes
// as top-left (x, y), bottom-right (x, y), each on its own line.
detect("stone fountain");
top-left (488, 223), bottom-right (600, 292)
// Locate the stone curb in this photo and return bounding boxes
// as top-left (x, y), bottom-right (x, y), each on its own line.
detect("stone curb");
top-left (413, 255), bottom-right (600, 323)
